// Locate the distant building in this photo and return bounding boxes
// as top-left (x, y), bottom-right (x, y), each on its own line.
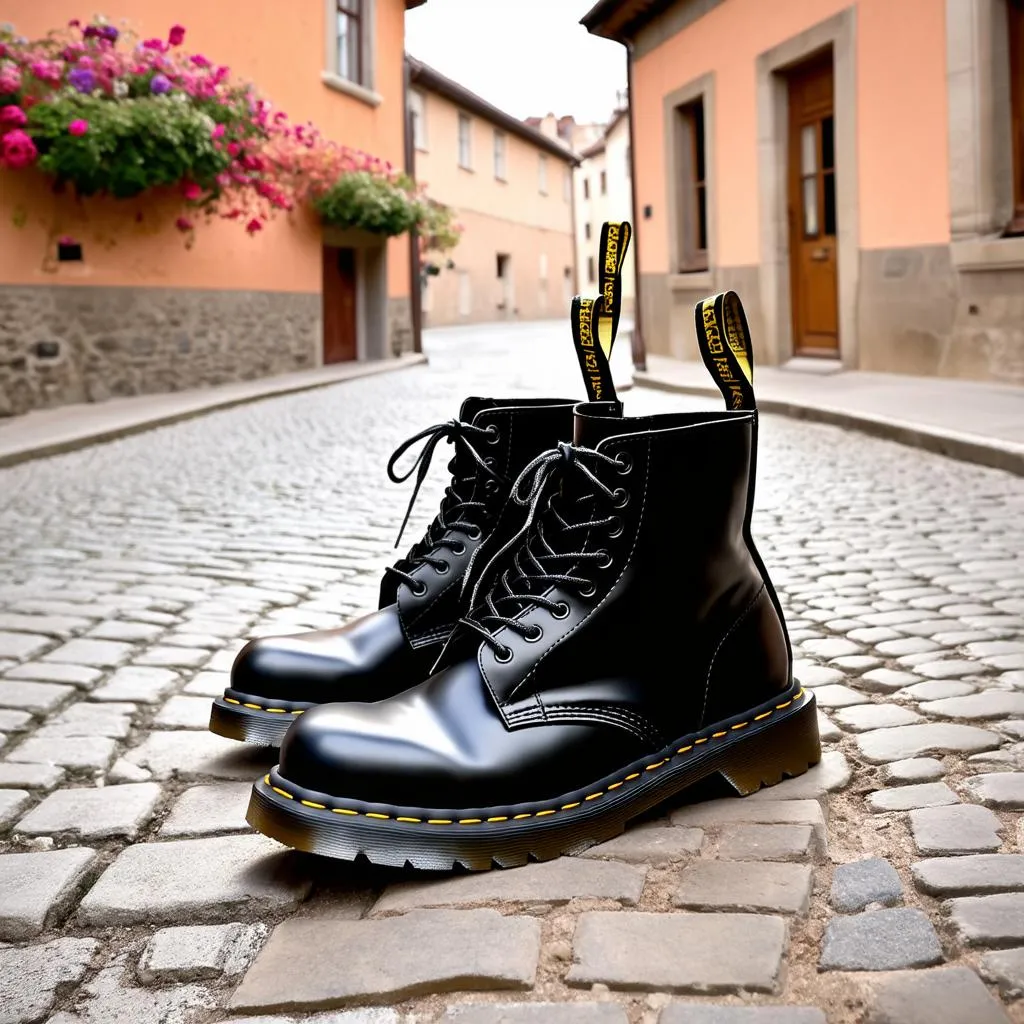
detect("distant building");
top-left (574, 105), bottom-right (636, 314)
top-left (407, 58), bottom-right (577, 326)
top-left (584, 0), bottom-right (1024, 384)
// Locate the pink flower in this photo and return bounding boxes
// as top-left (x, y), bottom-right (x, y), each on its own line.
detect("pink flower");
top-left (0, 67), bottom-right (21, 94)
top-left (142, 38), bottom-right (167, 53)
top-left (58, 234), bottom-right (78, 246)
top-left (226, 141), bottom-right (241, 157)
top-left (175, 215), bottom-right (193, 232)
top-left (29, 60), bottom-right (62, 84)
top-left (68, 119), bottom-right (89, 136)
top-left (68, 19), bottom-right (81, 27)
top-left (168, 24), bottom-right (186, 47)
top-left (191, 54), bottom-right (211, 68)
top-left (181, 182), bottom-right (203, 201)
top-left (0, 105), bottom-right (26, 128)
top-left (245, 218), bottom-right (263, 234)
top-left (1, 129), bottom-right (38, 169)
top-left (210, 123), bottom-right (225, 140)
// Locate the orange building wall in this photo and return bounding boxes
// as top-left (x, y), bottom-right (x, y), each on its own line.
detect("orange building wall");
top-left (630, 0), bottom-right (950, 273)
top-left (0, 0), bottom-right (410, 299)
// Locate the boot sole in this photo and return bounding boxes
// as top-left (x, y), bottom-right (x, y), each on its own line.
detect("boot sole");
top-left (246, 683), bottom-right (821, 870)
top-left (209, 696), bottom-right (309, 747)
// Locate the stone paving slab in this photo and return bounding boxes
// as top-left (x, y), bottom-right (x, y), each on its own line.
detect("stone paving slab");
top-left (908, 804), bottom-right (1002, 854)
top-left (912, 855), bottom-right (1024, 896)
top-left (0, 937), bottom-right (98, 1024)
top-left (830, 858), bottom-right (903, 912)
top-left (16, 782), bottom-right (162, 840)
top-left (864, 966), bottom-right (1010, 1024)
top-left (949, 893), bottom-right (1024, 947)
top-left (567, 911), bottom-right (786, 993)
top-left (980, 947), bottom-right (1024, 998)
top-left (674, 861), bottom-right (813, 915)
top-left (137, 922), bottom-right (267, 984)
top-left (231, 910), bottom-right (541, 1012)
top-left (579, 823), bottom-right (704, 862)
top-left (158, 781), bottom-right (253, 838)
top-left (0, 846), bottom-right (97, 939)
top-left (820, 907), bottom-right (943, 971)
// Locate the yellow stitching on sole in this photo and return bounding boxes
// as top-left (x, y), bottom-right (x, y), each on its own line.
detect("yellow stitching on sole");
top-left (625, 772), bottom-right (641, 781)
top-left (731, 721), bottom-right (749, 730)
top-left (271, 786), bottom-right (293, 800)
top-left (427, 818), bottom-right (453, 825)
top-left (263, 774), bottom-right (271, 785)
top-left (677, 745), bottom-right (693, 753)
top-left (513, 813), bottom-right (532, 820)
top-left (266, 708), bottom-right (287, 714)
top-left (694, 737), bottom-right (708, 744)
top-left (459, 818), bottom-right (483, 824)
top-left (365, 812), bottom-right (390, 820)
top-left (561, 802), bottom-right (581, 810)
top-left (754, 711), bottom-right (773, 721)
top-left (243, 703), bottom-right (262, 710)
top-left (300, 800), bottom-right (326, 809)
top-left (775, 700), bottom-right (792, 709)
top-left (224, 698), bottom-right (240, 705)
top-left (585, 792), bottom-right (603, 801)
top-left (712, 731), bottom-right (728, 738)
top-left (332, 808), bottom-right (358, 816)
top-left (397, 816), bottom-right (422, 823)
top-left (535, 809), bottom-right (556, 817)
top-left (487, 816), bottom-right (509, 822)
top-left (607, 781), bottom-right (623, 790)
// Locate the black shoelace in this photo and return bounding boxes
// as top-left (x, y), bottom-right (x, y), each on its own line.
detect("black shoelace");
top-left (383, 419), bottom-right (503, 596)
top-left (460, 441), bottom-right (632, 660)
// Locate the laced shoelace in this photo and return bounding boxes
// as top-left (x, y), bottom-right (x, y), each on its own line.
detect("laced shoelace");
top-left (460, 441), bottom-right (632, 660)
top-left (383, 419), bottom-right (504, 596)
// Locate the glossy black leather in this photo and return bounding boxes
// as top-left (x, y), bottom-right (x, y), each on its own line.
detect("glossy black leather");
top-left (229, 397), bottom-right (576, 705)
top-left (278, 404), bottom-right (793, 808)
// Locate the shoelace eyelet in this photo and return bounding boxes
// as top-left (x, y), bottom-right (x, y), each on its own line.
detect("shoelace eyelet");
top-left (551, 602), bottom-right (570, 619)
top-left (434, 561), bottom-right (450, 576)
top-left (612, 487), bottom-right (630, 509)
top-left (524, 624), bottom-right (543, 643)
top-left (450, 542), bottom-right (467, 556)
top-left (485, 425), bottom-right (500, 444)
top-left (494, 645), bottom-right (513, 663)
top-left (578, 582), bottom-right (597, 598)
top-left (615, 452), bottom-right (633, 475)
top-left (409, 580), bottom-right (428, 597)
top-left (596, 549), bottom-right (613, 570)
top-left (607, 515), bottom-right (624, 538)
top-left (466, 524), bottom-right (483, 541)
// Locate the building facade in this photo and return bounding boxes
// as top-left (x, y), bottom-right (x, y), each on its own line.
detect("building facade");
top-left (575, 106), bottom-right (637, 315)
top-left (407, 59), bottom-right (576, 327)
top-left (0, 0), bottom-right (419, 418)
top-left (585, 0), bottom-right (1024, 384)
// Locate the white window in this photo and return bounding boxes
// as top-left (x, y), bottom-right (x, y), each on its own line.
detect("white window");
top-left (538, 154), bottom-right (548, 195)
top-left (458, 270), bottom-right (472, 316)
top-left (409, 89), bottom-right (427, 151)
top-left (458, 113), bottom-right (472, 170)
top-left (493, 130), bottom-right (507, 180)
top-left (330, 0), bottom-right (369, 86)
top-left (563, 166), bottom-right (571, 202)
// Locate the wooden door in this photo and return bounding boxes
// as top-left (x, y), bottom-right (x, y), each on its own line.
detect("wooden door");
top-left (322, 246), bottom-right (357, 363)
top-left (787, 55), bottom-right (839, 355)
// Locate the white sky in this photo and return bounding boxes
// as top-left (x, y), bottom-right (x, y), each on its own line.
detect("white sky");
top-left (405, 1), bottom-right (627, 125)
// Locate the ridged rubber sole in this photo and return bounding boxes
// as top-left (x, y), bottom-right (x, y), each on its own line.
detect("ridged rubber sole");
top-left (209, 696), bottom-right (309, 747)
top-left (246, 683), bottom-right (821, 871)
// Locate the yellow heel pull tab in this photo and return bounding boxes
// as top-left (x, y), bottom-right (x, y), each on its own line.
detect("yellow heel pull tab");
top-left (571, 295), bottom-right (617, 406)
top-left (595, 221), bottom-right (633, 360)
top-left (695, 291), bottom-right (756, 411)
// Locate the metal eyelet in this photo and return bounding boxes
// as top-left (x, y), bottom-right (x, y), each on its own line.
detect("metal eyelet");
top-left (434, 561), bottom-right (450, 576)
top-left (615, 451), bottom-right (633, 475)
top-left (494, 645), bottom-right (513, 663)
top-left (524, 625), bottom-right (543, 643)
top-left (578, 582), bottom-right (597, 598)
top-left (450, 542), bottom-right (466, 556)
top-left (485, 425), bottom-right (500, 444)
top-left (607, 515), bottom-right (624, 538)
top-left (466, 525), bottom-right (483, 541)
top-left (410, 580), bottom-right (428, 597)
top-left (551, 602), bottom-right (570, 619)
top-left (612, 488), bottom-right (630, 509)
top-left (484, 480), bottom-right (499, 495)
top-left (595, 549), bottom-right (613, 570)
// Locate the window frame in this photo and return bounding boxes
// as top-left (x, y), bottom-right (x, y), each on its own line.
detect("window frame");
top-left (538, 154), bottom-right (548, 195)
top-left (458, 112), bottom-right (473, 171)
top-left (493, 129), bottom-right (507, 181)
top-left (587, 255), bottom-right (596, 284)
top-left (600, 170), bottom-right (607, 195)
top-left (1009, 0), bottom-right (1024, 234)
top-left (409, 88), bottom-right (427, 151)
top-left (674, 96), bottom-right (709, 273)
top-left (582, 177), bottom-right (590, 200)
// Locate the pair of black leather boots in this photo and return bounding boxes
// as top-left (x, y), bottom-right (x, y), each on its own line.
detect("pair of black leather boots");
top-left (209, 238), bottom-right (820, 871)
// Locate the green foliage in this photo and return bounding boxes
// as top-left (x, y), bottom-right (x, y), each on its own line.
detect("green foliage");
top-left (311, 171), bottom-right (421, 236)
top-left (27, 93), bottom-right (229, 199)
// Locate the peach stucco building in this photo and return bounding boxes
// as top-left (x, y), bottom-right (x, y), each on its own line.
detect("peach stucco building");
top-left (584, 0), bottom-right (1024, 384)
top-left (0, 0), bottom-right (420, 417)
top-left (407, 58), bottom-right (577, 327)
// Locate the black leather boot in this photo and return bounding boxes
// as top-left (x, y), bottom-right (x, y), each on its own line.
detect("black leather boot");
top-left (246, 295), bottom-right (821, 868)
top-left (209, 397), bottom-right (575, 746)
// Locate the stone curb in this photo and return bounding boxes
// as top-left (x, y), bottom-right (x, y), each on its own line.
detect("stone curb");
top-left (0, 354), bottom-right (428, 469)
top-left (634, 371), bottom-right (1024, 478)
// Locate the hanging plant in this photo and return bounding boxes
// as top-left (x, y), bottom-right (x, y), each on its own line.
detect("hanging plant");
top-left (311, 170), bottom-right (421, 236)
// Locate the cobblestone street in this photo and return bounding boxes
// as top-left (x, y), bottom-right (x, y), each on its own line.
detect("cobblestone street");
top-left (1, 321), bottom-right (1024, 1024)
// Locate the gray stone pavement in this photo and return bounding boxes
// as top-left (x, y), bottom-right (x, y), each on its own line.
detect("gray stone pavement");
top-left (0, 320), bottom-right (1023, 1023)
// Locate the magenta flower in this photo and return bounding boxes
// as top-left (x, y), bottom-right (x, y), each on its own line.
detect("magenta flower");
top-left (0, 105), bottom-right (27, 128)
top-left (175, 215), bottom-right (194, 232)
top-left (0, 66), bottom-right (21, 93)
top-left (29, 60), bottom-right (62, 84)
top-left (1, 129), bottom-right (38, 169)
top-left (150, 73), bottom-right (171, 94)
top-left (211, 123), bottom-right (225, 140)
top-left (68, 119), bottom-right (89, 136)
top-left (191, 54), bottom-right (210, 68)
top-left (142, 38), bottom-right (167, 53)
top-left (181, 182), bottom-right (202, 200)
top-left (245, 218), bottom-right (263, 234)
top-left (168, 24), bottom-right (186, 47)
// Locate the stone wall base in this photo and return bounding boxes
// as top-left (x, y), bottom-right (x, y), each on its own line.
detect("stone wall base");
top-left (0, 284), bottom-right (320, 417)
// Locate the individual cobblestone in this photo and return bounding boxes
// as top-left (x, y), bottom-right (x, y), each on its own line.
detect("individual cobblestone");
top-left (912, 854), bottom-right (1024, 896)
top-left (830, 857), bottom-right (903, 912)
top-left (949, 893), bottom-right (1024, 946)
top-left (857, 723), bottom-right (1002, 763)
top-left (909, 804), bottom-right (1002, 854)
top-left (867, 781), bottom-right (959, 812)
top-left (153, 695), bottom-right (214, 729)
top-left (921, 692), bottom-right (1024, 720)
top-left (0, 937), bottom-right (98, 1024)
top-left (0, 788), bottom-right (30, 829)
top-left (716, 824), bottom-right (818, 861)
top-left (0, 679), bottom-right (73, 711)
top-left (567, 911), bottom-right (786, 993)
top-left (882, 757), bottom-right (945, 784)
top-left (834, 704), bottom-right (923, 731)
top-left (7, 734), bottom-right (118, 770)
top-left (42, 638), bottom-right (133, 667)
top-left (158, 781), bottom-right (252, 837)
top-left (964, 772), bottom-right (1024, 808)
top-left (115, 729), bottom-right (273, 780)
top-left (39, 701), bottom-right (135, 738)
top-left (674, 861), bottom-right (813, 914)
top-left (232, 911), bottom-right (541, 1011)
top-left (90, 666), bottom-right (179, 703)
top-left (901, 680), bottom-right (977, 701)
top-left (579, 823), bottom-right (704, 862)
top-left (746, 750), bottom-right (850, 800)
top-left (0, 847), bottom-right (97, 939)
top-left (0, 761), bottom-right (65, 789)
top-left (865, 967), bottom-right (1010, 1024)
top-left (0, 631), bottom-right (50, 661)
top-left (16, 782), bottom-right (162, 839)
top-left (980, 948), bottom-right (1024, 999)
top-left (820, 907), bottom-right (943, 971)
top-left (137, 922), bottom-right (267, 983)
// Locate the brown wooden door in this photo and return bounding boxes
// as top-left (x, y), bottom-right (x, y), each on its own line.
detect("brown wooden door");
top-left (322, 246), bottom-right (357, 363)
top-left (788, 55), bottom-right (839, 355)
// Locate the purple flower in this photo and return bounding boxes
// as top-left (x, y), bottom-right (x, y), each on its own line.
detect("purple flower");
top-left (100, 25), bottom-right (119, 42)
top-left (149, 73), bottom-right (171, 95)
top-left (68, 66), bottom-right (96, 93)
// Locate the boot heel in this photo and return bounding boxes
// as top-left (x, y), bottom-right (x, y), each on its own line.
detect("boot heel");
top-left (717, 697), bottom-right (821, 796)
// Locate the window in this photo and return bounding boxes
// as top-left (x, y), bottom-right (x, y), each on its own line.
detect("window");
top-left (587, 255), bottom-right (596, 283)
top-left (600, 170), bottom-right (607, 195)
top-left (539, 252), bottom-right (549, 280)
top-left (563, 167), bottom-right (571, 202)
top-left (334, 0), bottom-right (363, 84)
top-left (493, 130), bottom-right (507, 180)
top-left (675, 96), bottom-right (708, 271)
top-left (583, 177), bottom-right (590, 200)
top-left (584, 223), bottom-right (591, 241)
top-left (1010, 0), bottom-right (1024, 234)
top-left (409, 89), bottom-right (426, 151)
top-left (497, 253), bottom-right (510, 279)
top-left (539, 154), bottom-right (548, 195)
top-left (458, 113), bottom-right (472, 170)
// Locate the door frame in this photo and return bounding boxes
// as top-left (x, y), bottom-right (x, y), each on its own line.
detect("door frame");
top-left (321, 226), bottom-right (390, 362)
top-left (756, 8), bottom-right (859, 368)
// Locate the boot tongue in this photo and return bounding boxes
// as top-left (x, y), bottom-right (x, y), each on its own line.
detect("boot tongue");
top-left (573, 401), bottom-right (625, 448)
